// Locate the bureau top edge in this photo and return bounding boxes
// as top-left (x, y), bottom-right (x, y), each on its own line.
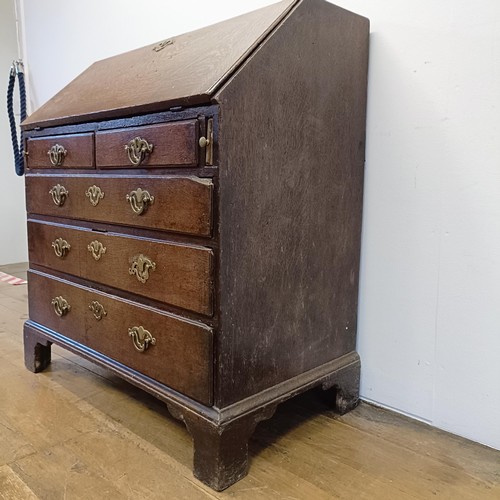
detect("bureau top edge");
top-left (23, 105), bottom-right (218, 137)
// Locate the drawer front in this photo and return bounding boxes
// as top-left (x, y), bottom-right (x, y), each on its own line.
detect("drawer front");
top-left (26, 174), bottom-right (213, 237)
top-left (28, 221), bottom-right (214, 316)
top-left (28, 271), bottom-right (213, 405)
top-left (27, 133), bottom-right (94, 169)
top-left (96, 121), bottom-right (198, 168)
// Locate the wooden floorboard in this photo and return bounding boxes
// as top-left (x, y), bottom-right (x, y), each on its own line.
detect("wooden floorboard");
top-left (0, 264), bottom-right (499, 499)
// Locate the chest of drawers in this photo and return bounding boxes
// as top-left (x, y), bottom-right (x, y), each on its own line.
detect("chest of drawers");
top-left (22, 0), bottom-right (369, 490)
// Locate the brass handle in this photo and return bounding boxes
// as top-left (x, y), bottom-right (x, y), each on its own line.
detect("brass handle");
top-left (52, 237), bottom-right (71, 258)
top-left (126, 188), bottom-right (155, 215)
top-left (49, 184), bottom-right (69, 207)
top-left (85, 185), bottom-right (104, 206)
top-left (128, 326), bottom-right (156, 352)
top-left (52, 296), bottom-right (71, 317)
top-left (129, 254), bottom-right (156, 284)
top-left (124, 137), bottom-right (154, 166)
top-left (47, 144), bottom-right (67, 166)
top-left (89, 300), bottom-right (107, 321)
top-left (87, 240), bottom-right (107, 261)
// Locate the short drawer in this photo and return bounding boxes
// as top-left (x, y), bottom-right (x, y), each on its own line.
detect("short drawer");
top-left (28, 271), bottom-right (213, 405)
top-left (26, 133), bottom-right (94, 169)
top-left (28, 221), bottom-right (214, 316)
top-left (96, 121), bottom-right (198, 168)
top-left (26, 174), bottom-right (213, 237)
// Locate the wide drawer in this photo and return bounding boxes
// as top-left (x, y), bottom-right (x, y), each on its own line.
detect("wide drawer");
top-left (25, 174), bottom-right (213, 237)
top-left (26, 133), bottom-right (94, 169)
top-left (28, 221), bottom-right (214, 316)
top-left (28, 271), bottom-right (213, 405)
top-left (96, 121), bottom-right (198, 168)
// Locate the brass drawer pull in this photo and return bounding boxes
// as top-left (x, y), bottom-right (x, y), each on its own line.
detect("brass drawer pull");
top-left (128, 326), bottom-right (156, 352)
top-left (126, 188), bottom-right (154, 215)
top-left (87, 240), bottom-right (107, 261)
top-left (129, 254), bottom-right (156, 283)
top-left (52, 296), bottom-right (71, 317)
top-left (47, 144), bottom-right (67, 166)
top-left (85, 185), bottom-right (104, 206)
top-left (125, 137), bottom-right (154, 166)
top-left (89, 300), bottom-right (107, 321)
top-left (49, 184), bottom-right (68, 207)
top-left (51, 237), bottom-right (71, 258)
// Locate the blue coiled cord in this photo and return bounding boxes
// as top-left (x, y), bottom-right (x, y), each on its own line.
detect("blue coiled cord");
top-left (7, 60), bottom-right (27, 176)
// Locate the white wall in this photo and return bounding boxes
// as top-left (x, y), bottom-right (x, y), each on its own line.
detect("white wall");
top-left (0, 0), bottom-right (27, 265)
top-left (19, 0), bottom-right (500, 450)
top-left (335, 0), bottom-right (500, 451)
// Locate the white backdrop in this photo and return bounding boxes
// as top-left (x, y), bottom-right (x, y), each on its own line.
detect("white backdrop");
top-left (16, 0), bottom-right (500, 450)
top-left (0, 0), bottom-right (27, 265)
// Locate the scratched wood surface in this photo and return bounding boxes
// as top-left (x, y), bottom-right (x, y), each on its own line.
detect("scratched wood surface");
top-left (0, 263), bottom-right (499, 499)
top-left (216, 0), bottom-right (369, 407)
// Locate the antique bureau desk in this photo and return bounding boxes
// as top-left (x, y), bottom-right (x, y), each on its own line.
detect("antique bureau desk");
top-left (22, 0), bottom-right (369, 490)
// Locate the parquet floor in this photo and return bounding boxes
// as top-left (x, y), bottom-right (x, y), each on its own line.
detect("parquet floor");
top-left (0, 263), bottom-right (499, 499)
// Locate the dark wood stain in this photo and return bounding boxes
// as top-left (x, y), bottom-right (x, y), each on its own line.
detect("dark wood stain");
top-left (27, 271), bottom-right (213, 405)
top-left (26, 174), bottom-right (213, 237)
top-left (96, 121), bottom-right (198, 168)
top-left (28, 221), bottom-right (214, 316)
top-left (22, 0), bottom-right (369, 491)
top-left (22, 0), bottom-right (298, 129)
top-left (26, 133), bottom-right (94, 169)
top-left (215, 0), bottom-right (369, 407)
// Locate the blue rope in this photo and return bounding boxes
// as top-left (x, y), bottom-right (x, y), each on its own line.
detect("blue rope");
top-left (7, 61), bottom-right (27, 176)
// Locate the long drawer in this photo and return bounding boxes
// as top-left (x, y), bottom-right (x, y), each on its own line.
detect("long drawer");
top-left (28, 221), bottom-right (214, 316)
top-left (28, 271), bottom-right (213, 405)
top-left (26, 174), bottom-right (213, 237)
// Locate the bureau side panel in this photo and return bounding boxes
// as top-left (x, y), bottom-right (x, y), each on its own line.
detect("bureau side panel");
top-left (215, 0), bottom-right (369, 407)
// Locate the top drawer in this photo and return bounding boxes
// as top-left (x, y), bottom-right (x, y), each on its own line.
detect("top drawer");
top-left (26, 133), bottom-right (94, 169)
top-left (96, 120), bottom-right (198, 168)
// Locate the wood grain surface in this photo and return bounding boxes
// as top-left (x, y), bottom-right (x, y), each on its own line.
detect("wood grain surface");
top-left (1, 272), bottom-right (499, 498)
top-left (22, 0), bottom-right (297, 129)
top-left (26, 133), bottom-right (94, 169)
top-left (20, 0), bottom-right (372, 490)
top-left (27, 271), bottom-right (213, 404)
top-left (26, 174), bottom-right (214, 237)
top-left (27, 221), bottom-right (214, 316)
top-left (95, 120), bottom-right (198, 168)
top-left (215, 0), bottom-right (369, 407)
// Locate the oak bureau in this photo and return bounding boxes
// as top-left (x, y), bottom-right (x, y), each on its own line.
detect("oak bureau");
top-left (22, 0), bottom-right (369, 490)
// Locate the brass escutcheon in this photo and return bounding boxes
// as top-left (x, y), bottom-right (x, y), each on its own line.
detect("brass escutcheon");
top-left (89, 300), bottom-right (107, 321)
top-left (129, 254), bottom-right (156, 284)
top-left (125, 137), bottom-right (154, 166)
top-left (52, 296), bottom-right (71, 317)
top-left (47, 144), bottom-right (67, 166)
top-left (87, 240), bottom-right (107, 261)
top-left (126, 188), bottom-right (155, 215)
top-left (85, 185), bottom-right (104, 206)
top-left (51, 237), bottom-right (71, 258)
top-left (128, 326), bottom-right (156, 352)
top-left (49, 184), bottom-right (68, 207)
